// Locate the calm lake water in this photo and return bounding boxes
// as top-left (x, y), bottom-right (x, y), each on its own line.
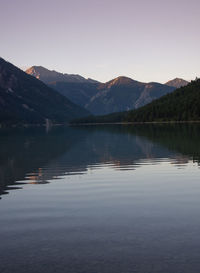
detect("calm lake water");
top-left (0, 124), bottom-right (200, 273)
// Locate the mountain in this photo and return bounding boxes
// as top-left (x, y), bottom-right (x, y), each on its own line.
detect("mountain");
top-left (85, 76), bottom-right (175, 115)
top-left (49, 81), bottom-right (99, 108)
top-left (124, 79), bottom-right (200, 122)
top-left (0, 58), bottom-right (90, 125)
top-left (165, 78), bottom-right (189, 88)
top-left (49, 76), bottom-right (175, 115)
top-left (26, 67), bottom-right (176, 115)
top-left (26, 66), bottom-right (98, 84)
top-left (73, 79), bottom-right (200, 124)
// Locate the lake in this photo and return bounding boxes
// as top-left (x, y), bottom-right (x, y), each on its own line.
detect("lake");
top-left (0, 124), bottom-right (200, 273)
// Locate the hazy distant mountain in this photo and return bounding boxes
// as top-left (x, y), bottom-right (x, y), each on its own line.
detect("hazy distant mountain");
top-left (165, 78), bottom-right (189, 88)
top-left (26, 66), bottom-right (98, 84)
top-left (0, 58), bottom-right (90, 125)
top-left (85, 76), bottom-right (175, 115)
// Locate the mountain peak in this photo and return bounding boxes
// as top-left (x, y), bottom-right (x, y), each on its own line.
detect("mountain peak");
top-left (26, 66), bottom-right (90, 84)
top-left (165, 78), bottom-right (189, 88)
top-left (26, 66), bottom-right (48, 79)
top-left (106, 76), bottom-right (138, 87)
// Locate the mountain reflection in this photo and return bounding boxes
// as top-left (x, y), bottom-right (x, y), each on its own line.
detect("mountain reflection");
top-left (0, 123), bottom-right (200, 198)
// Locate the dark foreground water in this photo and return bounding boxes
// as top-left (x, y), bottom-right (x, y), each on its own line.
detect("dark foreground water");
top-left (0, 124), bottom-right (200, 273)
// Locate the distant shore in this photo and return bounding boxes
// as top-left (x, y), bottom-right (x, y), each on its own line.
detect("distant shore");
top-left (70, 120), bottom-right (200, 126)
top-left (1, 120), bottom-right (200, 129)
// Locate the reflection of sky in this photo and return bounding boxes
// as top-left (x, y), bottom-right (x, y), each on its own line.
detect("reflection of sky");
top-left (20, 157), bottom-right (198, 186)
top-left (1, 0), bottom-right (200, 83)
top-left (1, 157), bottom-right (200, 273)
top-left (4, 160), bottom-right (200, 205)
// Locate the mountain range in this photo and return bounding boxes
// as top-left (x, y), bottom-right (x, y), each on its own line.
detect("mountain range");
top-left (73, 79), bottom-right (200, 124)
top-left (0, 58), bottom-right (193, 126)
top-left (85, 76), bottom-right (175, 115)
top-left (26, 66), bottom-right (186, 115)
top-left (0, 58), bottom-right (89, 125)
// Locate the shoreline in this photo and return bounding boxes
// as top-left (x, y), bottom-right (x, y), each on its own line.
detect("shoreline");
top-left (1, 120), bottom-right (200, 129)
top-left (70, 120), bottom-right (200, 126)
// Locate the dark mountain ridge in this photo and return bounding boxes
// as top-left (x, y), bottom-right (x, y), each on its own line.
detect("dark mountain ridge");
top-left (0, 58), bottom-right (89, 125)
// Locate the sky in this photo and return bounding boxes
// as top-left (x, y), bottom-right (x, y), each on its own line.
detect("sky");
top-left (0, 0), bottom-right (199, 83)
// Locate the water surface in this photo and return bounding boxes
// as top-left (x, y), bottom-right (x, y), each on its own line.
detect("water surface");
top-left (0, 124), bottom-right (200, 273)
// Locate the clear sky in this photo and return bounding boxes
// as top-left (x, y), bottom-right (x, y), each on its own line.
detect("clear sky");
top-left (0, 0), bottom-right (199, 83)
